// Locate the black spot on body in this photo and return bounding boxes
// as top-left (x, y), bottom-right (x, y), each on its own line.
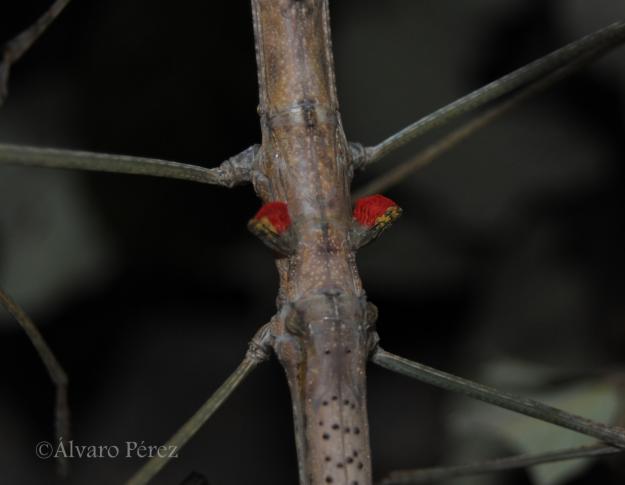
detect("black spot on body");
top-left (304, 108), bottom-right (317, 129)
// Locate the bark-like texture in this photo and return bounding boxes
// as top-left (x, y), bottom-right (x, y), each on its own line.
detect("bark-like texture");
top-left (250, 1), bottom-right (374, 483)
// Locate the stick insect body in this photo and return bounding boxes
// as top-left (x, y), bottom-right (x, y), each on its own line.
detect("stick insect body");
top-left (248, 2), bottom-right (391, 482)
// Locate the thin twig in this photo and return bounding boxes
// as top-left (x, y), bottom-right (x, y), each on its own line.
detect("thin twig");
top-left (377, 444), bottom-right (621, 484)
top-left (361, 20), bottom-right (625, 166)
top-left (126, 324), bottom-right (273, 485)
top-left (371, 348), bottom-right (625, 448)
top-left (0, 285), bottom-right (69, 476)
top-left (354, 51), bottom-right (597, 198)
top-left (0, 0), bottom-right (72, 106)
top-left (0, 143), bottom-right (258, 187)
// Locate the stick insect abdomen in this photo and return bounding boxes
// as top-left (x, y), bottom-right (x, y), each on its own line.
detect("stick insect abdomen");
top-left (275, 293), bottom-right (375, 485)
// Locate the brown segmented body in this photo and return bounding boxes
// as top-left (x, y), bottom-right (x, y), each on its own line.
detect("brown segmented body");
top-left (250, 0), bottom-right (374, 484)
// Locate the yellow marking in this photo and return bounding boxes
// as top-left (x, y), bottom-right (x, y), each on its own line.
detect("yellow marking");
top-left (374, 207), bottom-right (401, 228)
top-left (252, 217), bottom-right (279, 235)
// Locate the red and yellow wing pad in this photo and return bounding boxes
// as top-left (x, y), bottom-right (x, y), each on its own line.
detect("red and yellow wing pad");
top-left (351, 194), bottom-right (401, 248)
top-left (353, 194), bottom-right (401, 228)
top-left (251, 201), bottom-right (291, 234)
top-left (248, 201), bottom-right (294, 255)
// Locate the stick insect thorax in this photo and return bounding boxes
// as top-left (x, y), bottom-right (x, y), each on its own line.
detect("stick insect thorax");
top-left (249, 1), bottom-right (396, 484)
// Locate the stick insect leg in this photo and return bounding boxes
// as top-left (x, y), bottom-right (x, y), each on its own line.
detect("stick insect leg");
top-left (0, 286), bottom-right (69, 475)
top-left (354, 20), bottom-right (625, 167)
top-left (0, 143), bottom-right (258, 187)
top-left (125, 323), bottom-right (274, 485)
top-left (376, 443), bottom-right (621, 485)
top-left (354, 50), bottom-right (600, 198)
top-left (371, 348), bottom-right (625, 448)
top-left (0, 0), bottom-right (73, 106)
top-left (0, 0), bottom-right (256, 187)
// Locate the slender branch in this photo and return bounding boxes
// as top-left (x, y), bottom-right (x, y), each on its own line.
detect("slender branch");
top-left (125, 324), bottom-right (273, 485)
top-left (0, 143), bottom-right (258, 187)
top-left (358, 19), bottom-right (625, 166)
top-left (0, 0), bottom-right (72, 106)
top-left (377, 444), bottom-right (621, 484)
top-left (371, 348), bottom-right (625, 448)
top-left (354, 51), bottom-right (596, 198)
top-left (0, 285), bottom-right (69, 476)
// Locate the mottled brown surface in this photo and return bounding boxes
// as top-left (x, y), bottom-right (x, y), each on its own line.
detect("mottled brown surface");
top-left (250, 0), bottom-right (374, 484)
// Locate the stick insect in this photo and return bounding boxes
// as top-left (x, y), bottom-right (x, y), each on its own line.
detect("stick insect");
top-left (1, 1), bottom-right (625, 484)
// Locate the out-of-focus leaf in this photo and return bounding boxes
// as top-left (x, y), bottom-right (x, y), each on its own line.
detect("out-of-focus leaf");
top-left (448, 360), bottom-right (622, 485)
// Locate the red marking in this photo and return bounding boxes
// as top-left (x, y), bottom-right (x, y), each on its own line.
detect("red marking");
top-left (253, 201), bottom-right (291, 233)
top-left (353, 194), bottom-right (398, 227)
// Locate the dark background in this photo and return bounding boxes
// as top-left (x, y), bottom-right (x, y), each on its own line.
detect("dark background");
top-left (0, 1), bottom-right (624, 484)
